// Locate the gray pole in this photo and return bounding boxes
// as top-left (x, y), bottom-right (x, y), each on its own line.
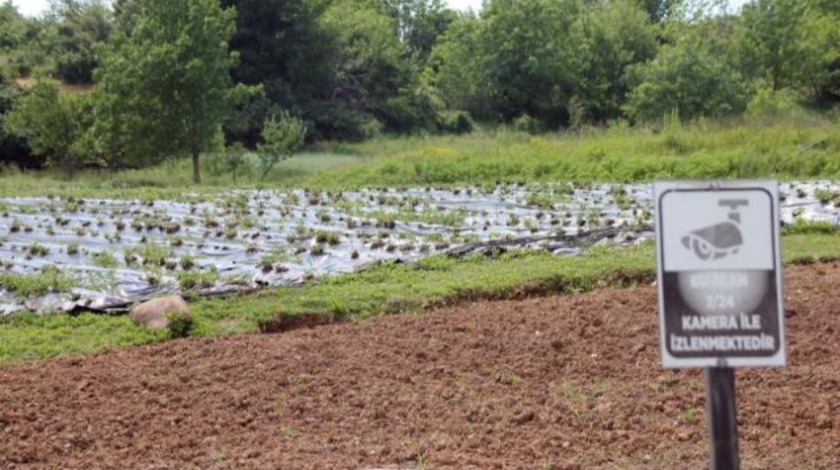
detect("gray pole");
top-left (706, 367), bottom-right (739, 470)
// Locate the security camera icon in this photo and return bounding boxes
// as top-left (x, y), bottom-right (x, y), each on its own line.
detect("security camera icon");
top-left (681, 199), bottom-right (748, 260)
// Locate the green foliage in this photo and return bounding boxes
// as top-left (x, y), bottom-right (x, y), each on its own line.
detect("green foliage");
top-left (379, 0), bottom-right (454, 62)
top-left (221, 0), bottom-right (333, 144)
top-left (782, 220), bottom-right (839, 236)
top-left (93, 250), bottom-right (119, 268)
top-left (0, 72), bottom-right (37, 169)
top-left (736, 0), bottom-right (811, 92)
top-left (634, 0), bottom-right (677, 23)
top-left (746, 87), bottom-right (803, 118)
top-left (624, 33), bottom-right (750, 122)
top-left (206, 137), bottom-right (250, 183)
top-left (435, 109), bottom-right (474, 134)
top-left (256, 111), bottom-right (307, 181)
top-left (3, 234), bottom-right (839, 364)
top-left (477, 0), bottom-right (585, 127)
top-left (431, 15), bottom-right (494, 120)
top-left (577, 0), bottom-right (657, 124)
top-left (513, 114), bottom-right (545, 135)
top-left (2, 0), bottom-right (839, 150)
top-left (0, 266), bottom-right (74, 296)
top-left (50, 0), bottom-right (113, 84)
top-left (0, 1), bottom-right (111, 83)
top-left (0, 312), bottom-right (164, 364)
top-left (177, 271), bottom-right (219, 290)
top-left (5, 79), bottom-right (93, 178)
top-left (2, 117), bottom-right (838, 198)
top-left (166, 312), bottom-right (195, 338)
top-left (433, 0), bottom-right (657, 127)
top-left (304, 118), bottom-right (840, 188)
top-left (0, 2), bottom-right (27, 54)
top-left (319, 0), bottom-right (408, 135)
top-left (93, 0), bottom-right (250, 183)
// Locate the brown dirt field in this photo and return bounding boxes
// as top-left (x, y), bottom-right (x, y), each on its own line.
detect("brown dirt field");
top-left (1, 263), bottom-right (839, 469)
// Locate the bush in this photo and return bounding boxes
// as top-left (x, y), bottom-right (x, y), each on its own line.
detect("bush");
top-left (513, 113), bottom-right (545, 134)
top-left (0, 266), bottom-right (74, 296)
top-left (166, 313), bottom-right (194, 339)
top-left (436, 110), bottom-right (475, 134)
top-left (0, 75), bottom-right (41, 170)
top-left (257, 111), bottom-right (306, 180)
top-left (746, 87), bottom-right (803, 118)
top-left (306, 101), bottom-right (382, 141)
top-left (624, 35), bottom-right (749, 122)
top-left (782, 219), bottom-right (838, 235)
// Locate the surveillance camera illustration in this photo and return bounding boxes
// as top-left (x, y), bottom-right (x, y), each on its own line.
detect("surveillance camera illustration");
top-left (681, 199), bottom-right (749, 260)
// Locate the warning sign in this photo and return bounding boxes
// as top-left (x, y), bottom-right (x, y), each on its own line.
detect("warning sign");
top-left (654, 181), bottom-right (786, 368)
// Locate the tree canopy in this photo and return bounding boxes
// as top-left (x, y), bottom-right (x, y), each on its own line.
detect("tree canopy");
top-left (0, 0), bottom-right (838, 178)
top-left (93, 0), bottom-right (246, 183)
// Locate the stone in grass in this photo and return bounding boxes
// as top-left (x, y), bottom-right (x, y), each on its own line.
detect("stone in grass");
top-left (130, 295), bottom-right (191, 330)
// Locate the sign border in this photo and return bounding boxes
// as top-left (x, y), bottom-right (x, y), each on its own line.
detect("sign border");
top-left (654, 180), bottom-right (786, 369)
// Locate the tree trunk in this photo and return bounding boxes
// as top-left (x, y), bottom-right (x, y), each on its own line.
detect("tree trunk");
top-left (61, 153), bottom-right (76, 181)
top-left (192, 152), bottom-right (201, 184)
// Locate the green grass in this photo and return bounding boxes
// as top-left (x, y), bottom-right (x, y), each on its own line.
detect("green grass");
top-left (1, 116), bottom-right (838, 199)
top-left (177, 270), bottom-right (220, 290)
top-left (1, 116), bottom-right (839, 365)
top-left (0, 151), bottom-right (370, 200)
top-left (302, 116), bottom-right (840, 189)
top-left (0, 314), bottom-right (165, 364)
top-left (0, 267), bottom-right (74, 296)
top-left (1, 233), bottom-right (839, 366)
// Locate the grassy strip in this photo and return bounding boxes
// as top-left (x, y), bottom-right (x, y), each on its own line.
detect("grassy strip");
top-left (302, 117), bottom-right (840, 189)
top-left (1, 233), bottom-right (839, 366)
top-left (1, 117), bottom-right (838, 199)
top-left (0, 267), bottom-right (74, 296)
top-left (0, 151), bottom-right (369, 201)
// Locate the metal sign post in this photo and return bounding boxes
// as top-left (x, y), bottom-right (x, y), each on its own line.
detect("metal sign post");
top-left (654, 180), bottom-right (786, 470)
top-left (706, 367), bottom-right (738, 470)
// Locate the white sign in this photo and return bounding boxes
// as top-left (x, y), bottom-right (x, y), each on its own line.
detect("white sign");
top-left (655, 180), bottom-right (786, 368)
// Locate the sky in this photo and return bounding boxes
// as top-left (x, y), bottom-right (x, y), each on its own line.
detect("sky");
top-left (10, 0), bottom-right (49, 17)
top-left (11, 0), bottom-right (749, 18)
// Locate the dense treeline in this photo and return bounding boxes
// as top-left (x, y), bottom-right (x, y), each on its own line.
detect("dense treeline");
top-left (0, 0), bottom-right (838, 182)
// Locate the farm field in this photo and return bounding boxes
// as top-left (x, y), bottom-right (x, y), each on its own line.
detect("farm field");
top-left (3, 0), bottom-right (840, 466)
top-left (1, 262), bottom-right (838, 469)
top-left (0, 122), bottom-right (839, 468)
top-left (1, 180), bottom-right (836, 316)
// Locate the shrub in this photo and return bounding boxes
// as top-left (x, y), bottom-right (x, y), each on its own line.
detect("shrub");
top-left (746, 87), bottom-right (802, 118)
top-left (257, 111), bottom-right (307, 181)
top-left (437, 110), bottom-right (475, 134)
top-left (166, 313), bottom-right (195, 339)
top-left (513, 113), bottom-right (545, 134)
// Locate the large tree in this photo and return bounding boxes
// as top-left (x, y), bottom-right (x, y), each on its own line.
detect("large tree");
top-left (221, 0), bottom-right (333, 145)
top-left (94, 0), bottom-right (245, 183)
top-left (379, 0), bottom-right (455, 62)
top-left (736, 0), bottom-right (809, 92)
top-left (577, 0), bottom-right (657, 124)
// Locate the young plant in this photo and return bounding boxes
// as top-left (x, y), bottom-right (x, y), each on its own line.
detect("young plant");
top-left (93, 250), bottom-right (119, 268)
top-left (256, 111), bottom-right (306, 181)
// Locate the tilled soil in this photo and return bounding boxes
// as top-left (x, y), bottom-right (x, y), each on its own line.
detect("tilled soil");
top-left (1, 263), bottom-right (839, 469)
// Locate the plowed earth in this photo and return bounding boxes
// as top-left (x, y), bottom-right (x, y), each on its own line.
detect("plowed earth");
top-left (1, 263), bottom-right (839, 469)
